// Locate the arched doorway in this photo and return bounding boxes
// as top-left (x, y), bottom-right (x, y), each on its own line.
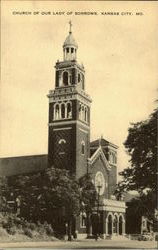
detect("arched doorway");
top-left (91, 213), bottom-right (100, 236)
top-left (113, 215), bottom-right (118, 234)
top-left (119, 216), bottom-right (123, 235)
top-left (108, 214), bottom-right (113, 235)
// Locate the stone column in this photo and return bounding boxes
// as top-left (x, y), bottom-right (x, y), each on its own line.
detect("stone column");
top-left (122, 220), bottom-right (125, 235)
top-left (53, 106), bottom-right (55, 120)
top-left (59, 104), bottom-right (61, 119)
top-left (65, 104), bottom-right (67, 119)
top-left (102, 211), bottom-right (106, 238)
top-left (105, 218), bottom-right (108, 235)
top-left (111, 218), bottom-right (113, 235)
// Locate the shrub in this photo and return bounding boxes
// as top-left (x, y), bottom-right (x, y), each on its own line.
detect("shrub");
top-left (0, 227), bottom-right (8, 237)
top-left (23, 228), bottom-right (34, 238)
top-left (7, 225), bottom-right (17, 235)
top-left (0, 213), bottom-right (55, 239)
top-left (43, 222), bottom-right (54, 236)
top-left (24, 222), bottom-right (37, 231)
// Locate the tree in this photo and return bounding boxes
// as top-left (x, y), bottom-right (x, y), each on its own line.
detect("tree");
top-left (0, 177), bottom-right (8, 213)
top-left (79, 174), bottom-right (97, 237)
top-left (116, 108), bottom-right (157, 221)
top-left (5, 167), bottom-right (97, 240)
top-left (7, 168), bottom-right (81, 239)
top-left (126, 192), bottom-right (157, 234)
top-left (41, 167), bottom-right (81, 240)
top-left (117, 108), bottom-right (157, 193)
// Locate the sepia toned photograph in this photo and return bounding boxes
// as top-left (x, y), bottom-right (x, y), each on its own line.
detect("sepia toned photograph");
top-left (0, 1), bottom-right (158, 249)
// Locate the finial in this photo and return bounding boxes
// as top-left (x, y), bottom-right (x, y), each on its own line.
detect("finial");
top-left (69, 20), bottom-right (72, 33)
top-left (99, 134), bottom-right (103, 147)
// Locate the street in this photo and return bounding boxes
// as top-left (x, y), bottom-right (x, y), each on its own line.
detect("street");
top-left (0, 239), bottom-right (157, 249)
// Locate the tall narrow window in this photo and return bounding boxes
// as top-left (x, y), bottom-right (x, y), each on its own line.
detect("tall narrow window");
top-left (63, 71), bottom-right (68, 86)
top-left (55, 104), bottom-right (60, 120)
top-left (67, 102), bottom-right (72, 118)
top-left (81, 141), bottom-right (85, 155)
top-left (85, 107), bottom-right (87, 122)
top-left (82, 106), bottom-right (84, 120)
top-left (71, 48), bottom-right (74, 53)
top-left (61, 103), bottom-right (65, 119)
top-left (78, 73), bottom-right (81, 83)
top-left (79, 104), bottom-right (82, 119)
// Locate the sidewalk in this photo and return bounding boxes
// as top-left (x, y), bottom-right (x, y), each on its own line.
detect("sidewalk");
top-left (0, 238), bottom-right (157, 249)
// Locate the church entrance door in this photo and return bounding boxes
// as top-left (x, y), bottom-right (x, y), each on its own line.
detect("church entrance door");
top-left (108, 214), bottom-right (113, 235)
top-left (119, 216), bottom-right (123, 235)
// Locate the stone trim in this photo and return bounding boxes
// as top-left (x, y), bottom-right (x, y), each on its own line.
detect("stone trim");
top-left (49, 120), bottom-right (90, 130)
top-left (79, 128), bottom-right (88, 134)
top-left (53, 127), bottom-right (72, 131)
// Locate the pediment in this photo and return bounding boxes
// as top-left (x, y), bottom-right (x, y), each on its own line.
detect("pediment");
top-left (88, 146), bottom-right (111, 172)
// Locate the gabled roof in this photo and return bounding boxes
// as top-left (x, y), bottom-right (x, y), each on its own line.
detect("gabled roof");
top-left (88, 146), bottom-right (111, 172)
top-left (90, 138), bottom-right (118, 149)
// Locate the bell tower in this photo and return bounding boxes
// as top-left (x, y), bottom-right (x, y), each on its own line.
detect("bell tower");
top-left (47, 22), bottom-right (92, 178)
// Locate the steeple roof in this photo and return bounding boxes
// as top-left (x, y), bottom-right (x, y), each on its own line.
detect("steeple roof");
top-left (63, 33), bottom-right (78, 48)
top-left (63, 21), bottom-right (78, 48)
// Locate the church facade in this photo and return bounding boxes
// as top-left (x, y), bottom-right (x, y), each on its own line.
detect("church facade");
top-left (0, 23), bottom-right (126, 239)
top-left (47, 24), bottom-right (126, 238)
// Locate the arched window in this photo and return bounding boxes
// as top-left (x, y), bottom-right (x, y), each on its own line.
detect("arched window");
top-left (78, 73), bottom-right (81, 83)
top-left (79, 104), bottom-right (82, 119)
top-left (81, 106), bottom-right (84, 120)
top-left (67, 102), bottom-right (72, 118)
top-left (82, 81), bottom-right (85, 90)
top-left (82, 74), bottom-right (85, 90)
top-left (58, 139), bottom-right (66, 155)
top-left (69, 75), bottom-right (72, 84)
top-left (61, 103), bottom-right (65, 119)
top-left (59, 139), bottom-right (66, 144)
top-left (112, 153), bottom-right (114, 163)
top-left (55, 104), bottom-right (60, 120)
top-left (114, 155), bottom-right (117, 164)
top-left (81, 141), bottom-right (85, 155)
top-left (63, 71), bottom-right (68, 86)
top-left (80, 212), bottom-right (86, 228)
top-left (84, 107), bottom-right (87, 122)
top-left (71, 48), bottom-right (74, 53)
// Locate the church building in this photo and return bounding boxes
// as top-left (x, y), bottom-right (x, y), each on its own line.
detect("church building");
top-left (0, 23), bottom-right (126, 239)
top-left (47, 23), bottom-right (126, 238)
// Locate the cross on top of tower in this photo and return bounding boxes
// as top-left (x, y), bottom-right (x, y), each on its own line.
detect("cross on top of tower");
top-left (69, 20), bottom-right (72, 33)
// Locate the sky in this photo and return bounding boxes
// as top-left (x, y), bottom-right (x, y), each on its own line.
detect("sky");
top-left (1, 1), bottom-right (158, 176)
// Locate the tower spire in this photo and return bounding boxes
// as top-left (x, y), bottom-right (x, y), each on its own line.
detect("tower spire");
top-left (63, 21), bottom-right (78, 61)
top-left (69, 20), bottom-right (72, 34)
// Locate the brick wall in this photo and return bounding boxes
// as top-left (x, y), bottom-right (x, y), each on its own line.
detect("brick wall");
top-left (108, 165), bottom-right (117, 197)
top-left (90, 157), bottom-right (109, 199)
top-left (76, 123), bottom-right (90, 179)
top-left (0, 155), bottom-right (47, 177)
top-left (48, 124), bottom-right (76, 173)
